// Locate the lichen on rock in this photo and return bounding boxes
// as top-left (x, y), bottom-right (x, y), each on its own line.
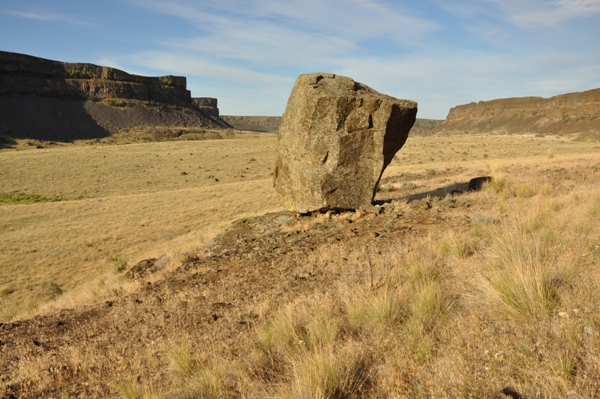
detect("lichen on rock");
top-left (274, 73), bottom-right (417, 213)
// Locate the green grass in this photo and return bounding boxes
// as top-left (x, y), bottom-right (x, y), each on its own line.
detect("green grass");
top-left (0, 192), bottom-right (65, 205)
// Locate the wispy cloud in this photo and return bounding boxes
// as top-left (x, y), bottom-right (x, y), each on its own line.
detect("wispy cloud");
top-left (159, 23), bottom-right (356, 69)
top-left (488, 0), bottom-right (600, 27)
top-left (0, 8), bottom-right (92, 26)
top-left (130, 0), bottom-right (438, 45)
top-left (125, 51), bottom-right (291, 87)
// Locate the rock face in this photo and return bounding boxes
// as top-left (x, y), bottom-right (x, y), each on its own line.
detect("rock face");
top-left (0, 51), bottom-right (192, 105)
top-left (192, 97), bottom-right (219, 117)
top-left (0, 51), bottom-right (231, 140)
top-left (438, 88), bottom-right (600, 134)
top-left (274, 73), bottom-right (417, 213)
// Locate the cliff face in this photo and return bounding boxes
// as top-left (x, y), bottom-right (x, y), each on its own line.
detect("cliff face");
top-left (192, 97), bottom-right (219, 117)
top-left (438, 88), bottom-right (600, 134)
top-left (0, 51), bottom-right (192, 105)
top-left (0, 52), bottom-right (231, 141)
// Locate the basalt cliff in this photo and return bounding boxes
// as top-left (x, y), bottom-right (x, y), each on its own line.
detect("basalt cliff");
top-left (0, 51), bottom-right (227, 141)
top-left (437, 88), bottom-right (600, 135)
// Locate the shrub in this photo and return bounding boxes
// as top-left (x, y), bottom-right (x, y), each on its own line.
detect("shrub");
top-left (400, 181), bottom-right (417, 190)
top-left (46, 282), bottom-right (64, 300)
top-left (110, 256), bottom-right (128, 273)
top-left (379, 183), bottom-right (395, 192)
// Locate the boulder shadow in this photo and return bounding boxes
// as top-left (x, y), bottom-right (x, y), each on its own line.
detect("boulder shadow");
top-left (408, 176), bottom-right (491, 202)
top-left (374, 176), bottom-right (491, 205)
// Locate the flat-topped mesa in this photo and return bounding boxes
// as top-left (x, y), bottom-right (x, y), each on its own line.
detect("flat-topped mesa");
top-left (438, 88), bottom-right (600, 134)
top-left (0, 51), bottom-right (192, 105)
top-left (274, 73), bottom-right (417, 213)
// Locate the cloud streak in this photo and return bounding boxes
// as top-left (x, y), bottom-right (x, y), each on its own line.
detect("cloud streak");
top-left (483, 0), bottom-right (600, 27)
top-left (0, 8), bottom-right (91, 26)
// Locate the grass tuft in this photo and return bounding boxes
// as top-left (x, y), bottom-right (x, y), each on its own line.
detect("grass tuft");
top-left (255, 304), bottom-right (338, 357)
top-left (278, 348), bottom-right (370, 399)
top-left (400, 181), bottom-right (417, 190)
top-left (46, 281), bottom-right (64, 300)
top-left (347, 288), bottom-right (406, 327)
top-left (477, 224), bottom-right (576, 320)
top-left (164, 342), bottom-right (225, 398)
top-left (438, 233), bottom-right (476, 258)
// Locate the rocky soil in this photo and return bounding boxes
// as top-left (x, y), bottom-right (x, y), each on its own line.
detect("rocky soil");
top-left (0, 181), bottom-right (478, 398)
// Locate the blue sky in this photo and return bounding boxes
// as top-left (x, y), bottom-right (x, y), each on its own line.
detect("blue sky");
top-left (1, 0), bottom-right (599, 119)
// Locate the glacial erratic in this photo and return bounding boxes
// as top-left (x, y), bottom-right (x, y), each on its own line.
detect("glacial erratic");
top-left (273, 73), bottom-right (417, 213)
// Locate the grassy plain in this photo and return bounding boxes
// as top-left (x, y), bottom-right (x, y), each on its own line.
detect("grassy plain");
top-left (0, 132), bottom-right (597, 320)
top-left (3, 131), bottom-right (600, 398)
top-left (0, 132), bottom-right (280, 320)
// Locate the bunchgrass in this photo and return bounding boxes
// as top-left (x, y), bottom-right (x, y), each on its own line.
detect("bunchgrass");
top-left (277, 347), bottom-right (370, 399)
top-left (477, 222), bottom-right (576, 321)
top-left (347, 287), bottom-right (406, 327)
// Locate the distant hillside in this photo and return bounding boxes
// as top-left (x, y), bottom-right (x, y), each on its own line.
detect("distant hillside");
top-left (0, 51), bottom-right (229, 141)
top-left (437, 88), bottom-right (600, 135)
top-left (221, 116), bottom-right (281, 132)
top-left (222, 115), bottom-right (443, 135)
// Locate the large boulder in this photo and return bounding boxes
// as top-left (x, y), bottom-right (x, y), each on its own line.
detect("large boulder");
top-left (274, 73), bottom-right (417, 213)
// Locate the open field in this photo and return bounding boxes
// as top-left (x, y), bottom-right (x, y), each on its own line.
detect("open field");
top-left (0, 132), bottom-right (281, 320)
top-left (2, 131), bottom-right (600, 397)
top-left (1, 132), bottom-right (599, 320)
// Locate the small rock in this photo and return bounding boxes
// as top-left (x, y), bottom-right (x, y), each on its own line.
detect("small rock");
top-left (488, 387), bottom-right (523, 399)
top-left (125, 255), bottom-right (171, 279)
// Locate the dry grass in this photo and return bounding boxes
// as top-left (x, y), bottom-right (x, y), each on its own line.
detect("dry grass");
top-left (0, 131), bottom-right (280, 320)
top-left (3, 131), bottom-right (600, 397)
top-left (117, 170), bottom-right (600, 397)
